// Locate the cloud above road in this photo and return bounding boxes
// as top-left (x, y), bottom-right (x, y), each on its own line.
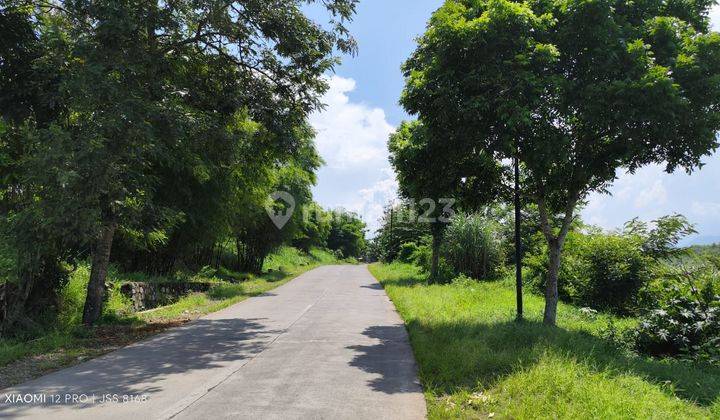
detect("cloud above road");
top-left (310, 76), bottom-right (395, 170)
top-left (310, 76), bottom-right (398, 234)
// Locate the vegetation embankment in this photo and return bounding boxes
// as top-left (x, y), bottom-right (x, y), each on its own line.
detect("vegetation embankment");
top-left (370, 262), bottom-right (720, 419)
top-left (0, 246), bottom-right (346, 389)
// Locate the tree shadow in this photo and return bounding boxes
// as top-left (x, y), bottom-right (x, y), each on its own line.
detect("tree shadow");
top-left (360, 283), bottom-right (384, 290)
top-left (0, 317), bottom-right (282, 415)
top-left (371, 276), bottom-right (422, 288)
top-left (404, 318), bottom-right (720, 407)
top-left (346, 325), bottom-right (424, 395)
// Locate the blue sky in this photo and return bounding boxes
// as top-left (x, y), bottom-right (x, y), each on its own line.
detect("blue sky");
top-left (309, 1), bottom-right (720, 243)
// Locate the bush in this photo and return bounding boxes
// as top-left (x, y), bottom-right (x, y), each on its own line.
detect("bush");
top-left (526, 231), bottom-right (651, 314)
top-left (208, 283), bottom-right (245, 300)
top-left (413, 244), bottom-right (431, 267)
top-left (397, 242), bottom-right (420, 263)
top-left (442, 213), bottom-right (506, 280)
top-left (633, 262), bottom-right (720, 363)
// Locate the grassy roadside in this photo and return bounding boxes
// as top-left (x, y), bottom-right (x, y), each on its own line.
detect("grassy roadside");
top-left (369, 262), bottom-right (720, 419)
top-left (0, 247), bottom-right (345, 389)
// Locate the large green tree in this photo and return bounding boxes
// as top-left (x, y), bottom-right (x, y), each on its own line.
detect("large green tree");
top-left (389, 120), bottom-right (502, 281)
top-left (293, 202), bottom-right (332, 252)
top-left (402, 0), bottom-right (720, 324)
top-left (327, 210), bottom-right (367, 258)
top-left (232, 124), bottom-right (322, 273)
top-left (0, 0), bottom-right (357, 328)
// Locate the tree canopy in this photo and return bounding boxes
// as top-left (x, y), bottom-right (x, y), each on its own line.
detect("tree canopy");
top-left (401, 0), bottom-right (720, 324)
top-left (0, 0), bottom-right (358, 329)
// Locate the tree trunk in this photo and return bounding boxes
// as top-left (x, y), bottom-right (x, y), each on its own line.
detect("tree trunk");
top-left (543, 238), bottom-right (562, 325)
top-left (82, 222), bottom-right (117, 326)
top-left (537, 192), bottom-right (577, 327)
top-left (236, 239), bottom-right (242, 271)
top-left (430, 230), bottom-right (441, 283)
top-left (0, 270), bottom-right (35, 335)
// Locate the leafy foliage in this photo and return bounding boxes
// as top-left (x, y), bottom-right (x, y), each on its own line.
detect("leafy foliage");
top-left (326, 210), bottom-right (367, 258)
top-left (634, 262), bottom-right (720, 363)
top-left (527, 231), bottom-right (651, 314)
top-left (624, 214), bottom-right (697, 259)
top-left (401, 0), bottom-right (720, 324)
top-left (0, 0), bottom-right (359, 329)
top-left (371, 202), bottom-right (430, 262)
top-left (388, 120), bottom-right (502, 280)
top-left (293, 202), bottom-right (332, 252)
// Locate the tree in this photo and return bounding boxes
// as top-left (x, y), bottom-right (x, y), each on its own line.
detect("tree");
top-left (402, 0), bottom-right (720, 324)
top-left (293, 202), bottom-right (332, 252)
top-left (232, 125), bottom-right (321, 273)
top-left (327, 210), bottom-right (367, 258)
top-left (388, 121), bottom-right (455, 281)
top-left (0, 0), bottom-right (358, 328)
top-left (0, 7), bottom-right (74, 331)
top-left (388, 120), bottom-right (502, 281)
top-left (373, 202), bottom-right (430, 262)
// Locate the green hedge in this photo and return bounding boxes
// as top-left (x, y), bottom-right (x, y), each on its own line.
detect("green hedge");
top-left (527, 231), bottom-right (651, 315)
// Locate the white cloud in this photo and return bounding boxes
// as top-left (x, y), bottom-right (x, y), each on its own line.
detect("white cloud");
top-left (691, 201), bottom-right (720, 217)
top-left (582, 154), bottom-right (720, 243)
top-left (711, 5), bottom-right (720, 31)
top-left (583, 165), bottom-right (666, 229)
top-left (310, 76), bottom-right (399, 234)
top-left (310, 76), bottom-right (395, 170)
top-left (634, 180), bottom-right (668, 208)
top-left (349, 171), bottom-right (399, 234)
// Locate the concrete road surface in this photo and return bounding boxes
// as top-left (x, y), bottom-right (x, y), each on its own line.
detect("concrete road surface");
top-left (0, 265), bottom-right (426, 420)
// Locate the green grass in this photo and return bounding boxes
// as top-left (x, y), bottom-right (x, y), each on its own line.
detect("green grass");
top-left (0, 332), bottom-right (77, 367)
top-left (0, 246), bottom-right (342, 387)
top-left (369, 262), bottom-right (720, 419)
top-left (139, 252), bottom-right (321, 323)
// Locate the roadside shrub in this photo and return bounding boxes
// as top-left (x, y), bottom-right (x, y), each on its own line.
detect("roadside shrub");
top-left (451, 274), bottom-right (477, 287)
top-left (442, 213), bottom-right (506, 280)
top-left (633, 263), bottom-right (720, 363)
top-left (437, 259), bottom-right (458, 284)
top-left (527, 231), bottom-right (650, 314)
top-left (412, 244), bottom-right (431, 269)
top-left (57, 265), bottom-right (90, 329)
top-left (397, 242), bottom-right (420, 263)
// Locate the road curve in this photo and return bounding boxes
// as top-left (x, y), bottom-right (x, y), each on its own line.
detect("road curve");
top-left (0, 265), bottom-right (426, 420)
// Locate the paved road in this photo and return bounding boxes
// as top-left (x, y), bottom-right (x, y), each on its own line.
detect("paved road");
top-left (0, 265), bottom-right (426, 420)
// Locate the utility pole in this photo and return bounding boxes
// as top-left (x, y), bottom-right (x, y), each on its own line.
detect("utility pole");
top-left (389, 204), bottom-right (394, 258)
top-left (514, 148), bottom-right (523, 320)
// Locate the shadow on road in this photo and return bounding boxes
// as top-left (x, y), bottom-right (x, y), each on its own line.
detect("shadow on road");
top-left (346, 325), bottom-right (422, 395)
top-left (0, 318), bottom-right (280, 415)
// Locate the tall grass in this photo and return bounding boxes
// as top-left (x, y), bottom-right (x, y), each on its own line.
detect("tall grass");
top-left (442, 213), bottom-right (506, 279)
top-left (369, 262), bottom-right (720, 419)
